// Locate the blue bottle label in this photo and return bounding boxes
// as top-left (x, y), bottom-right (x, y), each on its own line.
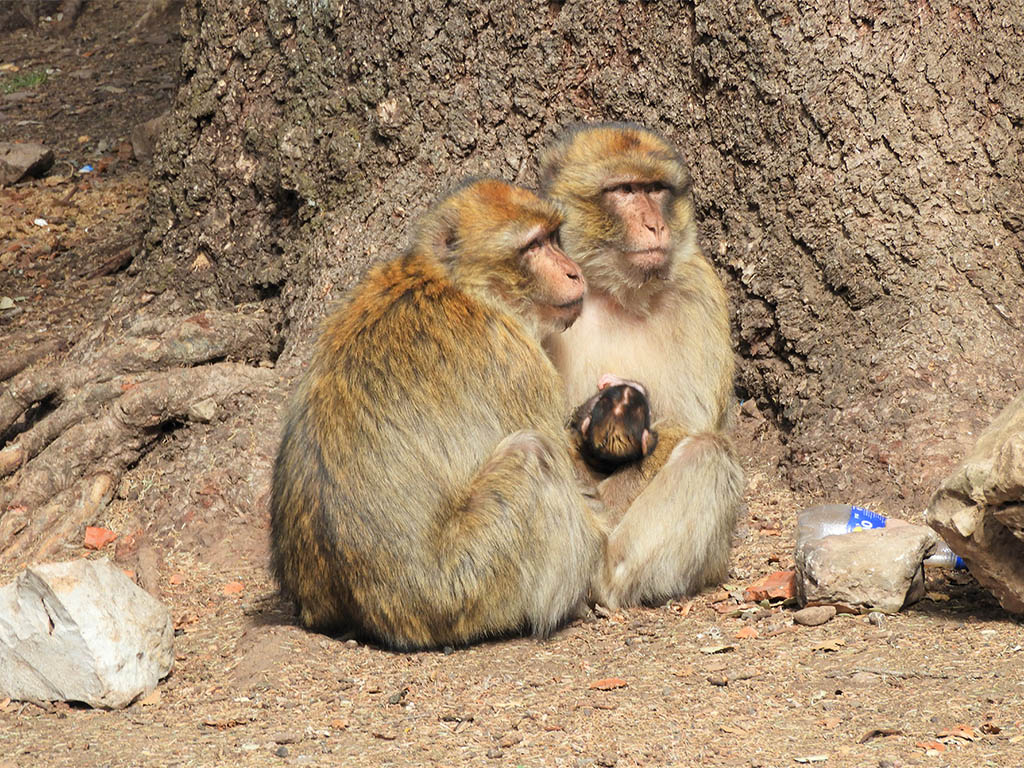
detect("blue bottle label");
top-left (847, 506), bottom-right (887, 532)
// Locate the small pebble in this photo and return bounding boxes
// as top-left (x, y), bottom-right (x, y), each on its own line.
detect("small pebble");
top-left (868, 611), bottom-right (886, 627)
top-left (486, 747), bottom-right (503, 759)
top-left (275, 746), bottom-right (289, 758)
top-left (793, 605), bottom-right (837, 626)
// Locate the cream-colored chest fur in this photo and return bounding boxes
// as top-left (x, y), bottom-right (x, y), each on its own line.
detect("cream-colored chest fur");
top-left (545, 290), bottom-right (730, 433)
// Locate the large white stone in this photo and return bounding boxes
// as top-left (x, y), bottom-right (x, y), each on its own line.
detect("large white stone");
top-left (0, 559), bottom-right (173, 709)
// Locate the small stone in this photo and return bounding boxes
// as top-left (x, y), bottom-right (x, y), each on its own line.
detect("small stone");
top-left (83, 526), bottom-right (118, 550)
top-left (486, 747), bottom-right (503, 759)
top-left (868, 611), bottom-right (886, 627)
top-left (743, 571), bottom-right (797, 602)
top-left (793, 605), bottom-right (837, 626)
top-left (0, 142), bottom-right (55, 186)
top-left (387, 687), bottom-right (408, 705)
top-left (597, 753), bottom-right (618, 767)
top-left (275, 746), bottom-right (289, 758)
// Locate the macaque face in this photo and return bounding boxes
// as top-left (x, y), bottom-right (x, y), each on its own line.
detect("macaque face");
top-left (602, 180), bottom-right (672, 275)
top-left (522, 228), bottom-right (585, 332)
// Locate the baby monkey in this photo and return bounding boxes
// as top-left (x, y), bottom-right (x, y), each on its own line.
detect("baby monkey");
top-left (570, 374), bottom-right (659, 475)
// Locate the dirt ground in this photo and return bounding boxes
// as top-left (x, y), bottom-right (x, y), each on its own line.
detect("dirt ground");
top-left (1, 3), bottom-right (1022, 767)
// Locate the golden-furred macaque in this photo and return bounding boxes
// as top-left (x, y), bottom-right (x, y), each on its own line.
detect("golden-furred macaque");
top-left (570, 374), bottom-right (658, 475)
top-left (269, 179), bottom-right (607, 651)
top-left (541, 123), bottom-right (744, 608)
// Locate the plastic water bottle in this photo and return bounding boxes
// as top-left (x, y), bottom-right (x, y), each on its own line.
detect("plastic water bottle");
top-left (797, 504), bottom-right (965, 569)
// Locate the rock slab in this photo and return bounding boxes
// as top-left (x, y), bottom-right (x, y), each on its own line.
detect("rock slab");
top-left (927, 392), bottom-right (1024, 614)
top-left (0, 142), bottom-right (54, 186)
top-left (795, 524), bottom-right (939, 613)
top-left (0, 559), bottom-right (173, 708)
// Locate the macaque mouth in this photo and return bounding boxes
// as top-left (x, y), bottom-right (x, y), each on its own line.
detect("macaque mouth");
top-left (556, 297), bottom-right (584, 311)
top-left (626, 248), bottom-right (669, 271)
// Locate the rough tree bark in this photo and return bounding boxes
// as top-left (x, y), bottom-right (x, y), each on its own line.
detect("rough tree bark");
top-left (2, 0), bottom-right (1022, 564)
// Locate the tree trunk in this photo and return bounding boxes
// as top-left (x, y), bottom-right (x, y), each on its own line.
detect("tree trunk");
top-left (3, 0), bottom-right (1022, 560)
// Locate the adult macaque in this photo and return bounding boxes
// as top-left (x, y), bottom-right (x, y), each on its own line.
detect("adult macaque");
top-left (270, 179), bottom-right (606, 651)
top-left (569, 374), bottom-right (658, 475)
top-left (541, 123), bottom-right (744, 608)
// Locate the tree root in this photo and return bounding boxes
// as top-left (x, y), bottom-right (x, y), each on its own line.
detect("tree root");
top-left (0, 310), bottom-right (279, 565)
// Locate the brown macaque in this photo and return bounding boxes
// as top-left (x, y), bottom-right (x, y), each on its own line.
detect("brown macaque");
top-left (541, 123), bottom-right (744, 608)
top-left (270, 179), bottom-right (607, 651)
top-left (570, 374), bottom-right (658, 475)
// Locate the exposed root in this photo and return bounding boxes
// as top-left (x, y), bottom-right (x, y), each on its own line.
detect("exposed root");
top-left (0, 310), bottom-right (280, 565)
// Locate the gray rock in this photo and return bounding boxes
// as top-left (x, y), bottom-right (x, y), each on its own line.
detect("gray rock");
top-left (0, 559), bottom-right (173, 709)
top-left (0, 142), bottom-right (54, 186)
top-left (130, 112), bottom-right (170, 161)
top-left (795, 524), bottom-right (939, 613)
top-left (927, 392), bottom-right (1024, 614)
top-left (792, 605), bottom-right (836, 626)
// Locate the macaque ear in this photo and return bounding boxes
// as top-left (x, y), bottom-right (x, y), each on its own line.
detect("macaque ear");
top-left (579, 415), bottom-right (592, 436)
top-left (641, 429), bottom-right (658, 457)
top-left (424, 206), bottom-right (461, 266)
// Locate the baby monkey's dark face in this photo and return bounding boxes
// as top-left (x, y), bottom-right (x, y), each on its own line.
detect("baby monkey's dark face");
top-left (572, 378), bottom-right (658, 475)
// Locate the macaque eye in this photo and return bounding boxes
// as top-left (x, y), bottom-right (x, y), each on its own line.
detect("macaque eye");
top-left (521, 237), bottom-right (544, 258)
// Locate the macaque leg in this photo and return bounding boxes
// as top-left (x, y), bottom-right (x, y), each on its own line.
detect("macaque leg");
top-left (439, 430), bottom-right (606, 643)
top-left (600, 431), bottom-right (743, 608)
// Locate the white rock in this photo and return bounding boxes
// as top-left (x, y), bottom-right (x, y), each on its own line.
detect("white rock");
top-left (0, 559), bottom-right (173, 709)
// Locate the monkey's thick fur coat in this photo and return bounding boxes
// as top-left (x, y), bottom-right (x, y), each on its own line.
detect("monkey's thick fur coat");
top-left (542, 124), bottom-right (745, 607)
top-left (271, 182), bottom-right (604, 651)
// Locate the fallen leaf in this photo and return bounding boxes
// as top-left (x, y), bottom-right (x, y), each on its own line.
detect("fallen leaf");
top-left (329, 718), bottom-right (349, 729)
top-left (925, 591), bottom-right (951, 602)
top-left (588, 677), bottom-right (627, 690)
top-left (817, 718), bottom-right (841, 729)
top-left (709, 589), bottom-right (730, 603)
top-left (915, 740), bottom-right (945, 753)
top-left (203, 717), bottom-right (247, 730)
top-left (0, 697), bottom-right (10, 712)
top-left (979, 723), bottom-right (1001, 735)
top-left (758, 528), bottom-right (782, 536)
top-left (672, 665), bottom-right (695, 677)
top-left (168, 572), bottom-right (185, 585)
top-left (0, 297), bottom-right (15, 311)
top-left (222, 581), bottom-right (244, 595)
top-left (83, 526), bottom-right (117, 550)
top-left (669, 599), bottom-right (694, 617)
top-left (734, 626), bottom-right (759, 640)
top-left (937, 724), bottom-right (977, 741)
top-left (810, 639), bottom-right (845, 652)
top-left (700, 644), bottom-right (736, 654)
top-left (794, 755), bottom-right (829, 763)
